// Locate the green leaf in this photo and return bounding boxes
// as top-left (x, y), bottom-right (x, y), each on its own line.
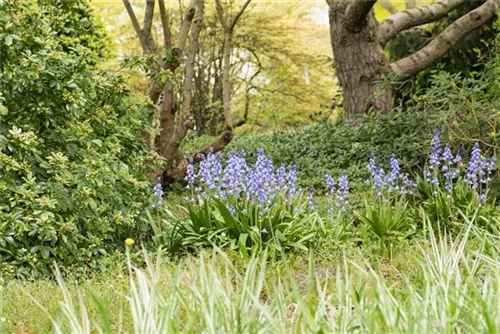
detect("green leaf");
top-left (5, 34), bottom-right (12, 46)
top-left (0, 104), bottom-right (8, 116)
top-left (214, 198), bottom-right (237, 229)
top-left (238, 233), bottom-right (249, 258)
top-left (89, 291), bottom-right (113, 334)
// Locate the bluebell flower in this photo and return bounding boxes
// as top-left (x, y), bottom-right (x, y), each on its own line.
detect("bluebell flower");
top-left (185, 157), bottom-right (196, 190)
top-left (386, 154), bottom-right (401, 190)
top-left (441, 145), bottom-right (454, 172)
top-left (286, 165), bottom-right (297, 202)
top-left (429, 130), bottom-right (442, 169)
top-left (366, 153), bottom-right (416, 198)
top-left (466, 143), bottom-right (482, 189)
top-left (335, 171), bottom-right (349, 211)
top-left (325, 171), bottom-right (349, 215)
top-left (325, 172), bottom-right (335, 190)
top-left (307, 187), bottom-right (317, 211)
top-left (373, 168), bottom-right (386, 193)
top-left (153, 177), bottom-right (164, 208)
top-left (367, 152), bottom-right (377, 175)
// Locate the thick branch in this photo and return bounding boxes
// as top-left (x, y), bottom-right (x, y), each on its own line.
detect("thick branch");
top-left (143, 0), bottom-right (155, 34)
top-left (215, 0), bottom-right (229, 31)
top-left (379, 0), bottom-right (397, 15)
top-left (344, 0), bottom-right (378, 32)
top-left (190, 131), bottom-right (234, 164)
top-left (214, 0), bottom-right (252, 131)
top-left (222, 33), bottom-right (233, 129)
top-left (407, 0), bottom-right (417, 9)
top-left (171, 0), bottom-right (204, 145)
top-left (158, 0), bottom-right (172, 49)
top-left (123, 0), bottom-right (158, 55)
top-left (391, 0), bottom-right (498, 78)
top-left (379, 0), bottom-right (466, 45)
top-left (177, 0), bottom-right (197, 52)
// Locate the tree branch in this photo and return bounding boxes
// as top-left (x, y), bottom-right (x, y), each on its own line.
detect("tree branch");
top-left (215, 0), bottom-right (229, 31)
top-left (189, 131), bottom-right (234, 164)
top-left (173, 0), bottom-right (204, 143)
top-left (123, 0), bottom-right (159, 55)
top-left (177, 0), bottom-right (197, 52)
top-left (158, 0), bottom-right (172, 49)
top-left (379, 0), bottom-right (466, 45)
top-left (230, 0), bottom-right (252, 30)
top-left (391, 0), bottom-right (498, 78)
top-left (379, 0), bottom-right (397, 15)
top-left (344, 0), bottom-right (378, 32)
top-left (122, 0), bottom-right (148, 52)
top-left (143, 0), bottom-right (155, 35)
top-left (407, 0), bottom-right (417, 9)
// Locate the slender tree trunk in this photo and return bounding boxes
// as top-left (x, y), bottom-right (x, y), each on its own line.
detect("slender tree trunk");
top-left (328, 3), bottom-right (393, 116)
top-left (222, 32), bottom-right (233, 130)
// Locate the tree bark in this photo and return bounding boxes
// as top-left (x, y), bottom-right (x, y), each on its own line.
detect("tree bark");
top-left (328, 2), bottom-right (393, 116)
top-left (215, 0), bottom-right (252, 130)
top-left (344, 0), bottom-right (378, 32)
top-left (221, 32), bottom-right (233, 130)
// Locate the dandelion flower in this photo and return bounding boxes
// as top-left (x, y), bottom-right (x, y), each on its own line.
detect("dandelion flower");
top-left (125, 238), bottom-right (135, 246)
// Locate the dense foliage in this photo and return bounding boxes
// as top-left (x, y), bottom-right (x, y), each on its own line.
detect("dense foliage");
top-left (38, 0), bottom-right (112, 63)
top-left (0, 1), bottom-right (158, 277)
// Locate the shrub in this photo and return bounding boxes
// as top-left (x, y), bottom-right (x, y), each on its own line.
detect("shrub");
top-left (0, 2), bottom-right (159, 277)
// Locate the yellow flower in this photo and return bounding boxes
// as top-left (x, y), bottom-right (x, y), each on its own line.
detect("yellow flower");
top-left (125, 238), bottom-right (135, 246)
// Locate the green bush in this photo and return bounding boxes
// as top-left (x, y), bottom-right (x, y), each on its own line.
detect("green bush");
top-left (39, 0), bottom-right (113, 63)
top-left (0, 1), bottom-right (159, 277)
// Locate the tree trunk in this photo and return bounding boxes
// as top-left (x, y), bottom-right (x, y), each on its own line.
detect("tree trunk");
top-left (222, 32), bottom-right (233, 131)
top-left (328, 2), bottom-right (394, 116)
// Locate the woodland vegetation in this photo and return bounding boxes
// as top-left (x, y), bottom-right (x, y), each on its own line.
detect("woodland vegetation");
top-left (1, 0), bottom-right (500, 332)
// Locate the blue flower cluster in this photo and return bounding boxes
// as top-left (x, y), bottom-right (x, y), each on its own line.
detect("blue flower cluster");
top-left (325, 170), bottom-right (349, 213)
top-left (366, 153), bottom-right (417, 198)
top-left (425, 131), bottom-right (462, 192)
top-left (425, 131), bottom-right (496, 200)
top-left (185, 149), bottom-right (299, 212)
